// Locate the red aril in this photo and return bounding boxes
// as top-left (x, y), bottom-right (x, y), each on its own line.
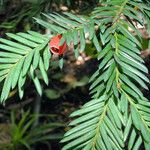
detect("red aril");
top-left (49, 34), bottom-right (67, 55)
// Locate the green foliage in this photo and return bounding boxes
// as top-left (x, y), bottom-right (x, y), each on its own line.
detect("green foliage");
top-left (0, 110), bottom-right (64, 150)
top-left (0, 31), bottom-right (51, 102)
top-left (0, 0), bottom-right (150, 149)
top-left (0, 1), bottom-right (48, 30)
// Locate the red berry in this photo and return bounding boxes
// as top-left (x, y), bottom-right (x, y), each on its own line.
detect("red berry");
top-left (49, 34), bottom-right (67, 55)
